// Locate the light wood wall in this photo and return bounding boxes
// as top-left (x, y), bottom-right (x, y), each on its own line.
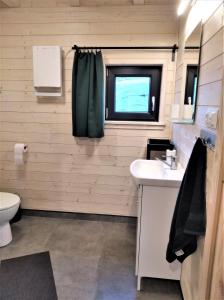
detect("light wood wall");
top-left (0, 1), bottom-right (177, 216)
top-left (172, 2), bottom-right (224, 300)
top-left (210, 186), bottom-right (224, 300)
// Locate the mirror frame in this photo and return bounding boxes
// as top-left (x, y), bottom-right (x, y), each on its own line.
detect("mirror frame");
top-left (172, 21), bottom-right (203, 124)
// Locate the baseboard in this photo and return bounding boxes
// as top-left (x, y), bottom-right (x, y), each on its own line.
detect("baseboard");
top-left (22, 209), bottom-right (137, 224)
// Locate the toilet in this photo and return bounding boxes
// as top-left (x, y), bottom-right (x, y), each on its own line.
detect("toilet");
top-left (0, 192), bottom-right (20, 247)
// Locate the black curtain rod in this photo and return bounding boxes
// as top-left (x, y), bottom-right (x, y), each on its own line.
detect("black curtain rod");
top-left (72, 45), bottom-right (178, 50)
top-left (72, 44), bottom-right (199, 50)
top-left (72, 44), bottom-right (199, 61)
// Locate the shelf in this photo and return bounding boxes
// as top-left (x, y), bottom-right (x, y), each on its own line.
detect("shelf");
top-left (171, 119), bottom-right (194, 124)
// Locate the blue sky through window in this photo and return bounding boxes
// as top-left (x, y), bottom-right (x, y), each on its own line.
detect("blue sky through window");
top-left (115, 77), bottom-right (150, 113)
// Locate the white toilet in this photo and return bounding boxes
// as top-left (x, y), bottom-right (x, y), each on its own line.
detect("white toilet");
top-left (0, 192), bottom-right (21, 247)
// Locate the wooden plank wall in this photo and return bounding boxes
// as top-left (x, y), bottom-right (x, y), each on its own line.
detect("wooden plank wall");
top-left (210, 186), bottom-right (224, 300)
top-left (0, 1), bottom-right (177, 216)
top-left (172, 3), bottom-right (224, 300)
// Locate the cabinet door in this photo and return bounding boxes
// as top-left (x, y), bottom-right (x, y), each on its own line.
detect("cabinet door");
top-left (136, 185), bottom-right (143, 275)
top-left (138, 185), bottom-right (180, 280)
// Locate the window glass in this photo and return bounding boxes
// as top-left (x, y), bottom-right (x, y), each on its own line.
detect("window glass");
top-left (192, 76), bottom-right (198, 104)
top-left (115, 77), bottom-right (150, 113)
top-left (184, 65), bottom-right (198, 105)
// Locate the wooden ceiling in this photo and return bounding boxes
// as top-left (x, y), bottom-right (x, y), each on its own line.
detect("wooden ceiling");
top-left (0, 0), bottom-right (179, 8)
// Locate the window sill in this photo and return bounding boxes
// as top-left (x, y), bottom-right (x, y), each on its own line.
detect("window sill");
top-left (104, 121), bottom-right (166, 130)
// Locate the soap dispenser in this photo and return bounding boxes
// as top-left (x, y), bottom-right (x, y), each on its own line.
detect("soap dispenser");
top-left (166, 150), bottom-right (172, 165)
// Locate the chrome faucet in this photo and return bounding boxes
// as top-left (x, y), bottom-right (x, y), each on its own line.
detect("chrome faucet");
top-left (156, 155), bottom-right (177, 170)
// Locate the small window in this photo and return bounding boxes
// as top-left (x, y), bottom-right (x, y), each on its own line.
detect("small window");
top-left (106, 66), bottom-right (162, 122)
top-left (184, 65), bottom-right (198, 105)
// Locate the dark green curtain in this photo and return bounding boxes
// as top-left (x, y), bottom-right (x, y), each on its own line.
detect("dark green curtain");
top-left (72, 51), bottom-right (104, 138)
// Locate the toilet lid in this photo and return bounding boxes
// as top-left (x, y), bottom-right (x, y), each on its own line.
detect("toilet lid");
top-left (0, 193), bottom-right (20, 211)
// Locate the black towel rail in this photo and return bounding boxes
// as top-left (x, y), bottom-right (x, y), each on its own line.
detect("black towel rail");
top-left (196, 129), bottom-right (216, 151)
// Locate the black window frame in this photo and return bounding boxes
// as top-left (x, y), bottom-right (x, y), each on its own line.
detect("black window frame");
top-left (184, 65), bottom-right (198, 105)
top-left (105, 65), bottom-right (162, 122)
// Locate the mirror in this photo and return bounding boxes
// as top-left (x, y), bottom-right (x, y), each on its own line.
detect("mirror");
top-left (172, 22), bottom-right (202, 123)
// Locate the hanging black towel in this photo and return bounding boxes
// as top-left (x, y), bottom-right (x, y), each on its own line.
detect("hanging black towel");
top-left (166, 138), bottom-right (207, 263)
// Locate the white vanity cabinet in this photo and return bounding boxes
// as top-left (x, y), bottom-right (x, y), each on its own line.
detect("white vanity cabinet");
top-left (136, 184), bottom-right (181, 291)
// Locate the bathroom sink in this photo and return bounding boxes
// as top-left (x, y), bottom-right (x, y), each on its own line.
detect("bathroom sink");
top-left (130, 159), bottom-right (185, 187)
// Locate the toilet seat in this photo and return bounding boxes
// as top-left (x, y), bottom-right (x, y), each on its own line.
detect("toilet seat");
top-left (0, 193), bottom-right (20, 211)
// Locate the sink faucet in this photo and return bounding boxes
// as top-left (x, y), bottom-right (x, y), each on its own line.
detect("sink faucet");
top-left (156, 155), bottom-right (177, 170)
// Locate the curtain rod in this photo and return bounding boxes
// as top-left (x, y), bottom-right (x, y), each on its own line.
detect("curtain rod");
top-left (71, 44), bottom-right (200, 62)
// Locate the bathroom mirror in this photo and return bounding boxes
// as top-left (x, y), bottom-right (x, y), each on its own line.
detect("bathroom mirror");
top-left (172, 22), bottom-right (202, 123)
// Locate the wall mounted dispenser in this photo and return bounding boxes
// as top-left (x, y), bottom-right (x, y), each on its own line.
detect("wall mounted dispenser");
top-left (32, 46), bottom-right (62, 97)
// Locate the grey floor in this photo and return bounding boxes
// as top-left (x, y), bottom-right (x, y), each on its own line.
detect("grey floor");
top-left (0, 215), bottom-right (182, 300)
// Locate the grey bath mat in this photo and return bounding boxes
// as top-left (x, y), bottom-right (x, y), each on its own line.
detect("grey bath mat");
top-left (0, 251), bottom-right (58, 300)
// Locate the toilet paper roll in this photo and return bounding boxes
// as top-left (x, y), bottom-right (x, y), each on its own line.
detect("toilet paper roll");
top-left (14, 144), bottom-right (28, 165)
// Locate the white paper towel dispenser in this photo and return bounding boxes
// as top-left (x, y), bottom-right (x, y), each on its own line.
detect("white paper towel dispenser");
top-left (33, 46), bottom-right (62, 97)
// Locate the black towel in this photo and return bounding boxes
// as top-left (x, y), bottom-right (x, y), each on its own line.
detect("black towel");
top-left (166, 138), bottom-right (207, 263)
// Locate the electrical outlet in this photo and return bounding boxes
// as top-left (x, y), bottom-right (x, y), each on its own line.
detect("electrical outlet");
top-left (205, 108), bottom-right (219, 129)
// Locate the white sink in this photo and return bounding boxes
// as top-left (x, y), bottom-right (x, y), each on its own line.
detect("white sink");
top-left (130, 159), bottom-right (185, 187)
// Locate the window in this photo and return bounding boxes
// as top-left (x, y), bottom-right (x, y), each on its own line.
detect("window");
top-left (184, 65), bottom-right (198, 105)
top-left (106, 66), bottom-right (162, 122)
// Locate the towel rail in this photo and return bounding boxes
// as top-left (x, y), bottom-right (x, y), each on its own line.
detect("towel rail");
top-left (196, 137), bottom-right (215, 151)
top-left (196, 129), bottom-right (216, 151)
